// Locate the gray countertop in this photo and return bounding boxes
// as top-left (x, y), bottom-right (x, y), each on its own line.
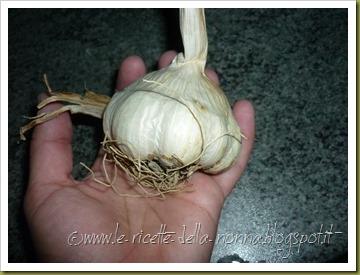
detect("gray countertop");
top-left (8, 8), bottom-right (348, 263)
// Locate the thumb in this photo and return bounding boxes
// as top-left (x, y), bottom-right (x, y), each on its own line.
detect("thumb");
top-left (29, 93), bottom-right (74, 188)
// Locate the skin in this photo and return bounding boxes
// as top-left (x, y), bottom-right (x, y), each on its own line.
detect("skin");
top-left (24, 51), bottom-right (255, 263)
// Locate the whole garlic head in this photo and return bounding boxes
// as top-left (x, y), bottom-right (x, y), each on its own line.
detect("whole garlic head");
top-left (103, 9), bottom-right (242, 189)
top-left (103, 55), bottom-right (241, 173)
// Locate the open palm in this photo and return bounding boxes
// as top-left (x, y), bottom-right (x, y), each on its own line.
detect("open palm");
top-left (24, 51), bottom-right (255, 262)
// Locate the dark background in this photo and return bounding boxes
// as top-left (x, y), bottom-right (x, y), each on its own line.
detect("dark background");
top-left (8, 8), bottom-right (348, 263)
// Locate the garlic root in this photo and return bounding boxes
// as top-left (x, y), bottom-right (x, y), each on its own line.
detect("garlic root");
top-left (101, 134), bottom-right (200, 194)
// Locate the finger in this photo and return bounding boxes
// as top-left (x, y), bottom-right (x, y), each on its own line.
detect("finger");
top-left (158, 50), bottom-right (177, 69)
top-left (205, 68), bottom-right (220, 85)
top-left (116, 55), bottom-right (146, 91)
top-left (213, 100), bottom-right (255, 196)
top-left (29, 93), bottom-right (73, 187)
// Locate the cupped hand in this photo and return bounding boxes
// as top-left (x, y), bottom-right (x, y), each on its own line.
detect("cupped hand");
top-left (24, 51), bottom-right (255, 263)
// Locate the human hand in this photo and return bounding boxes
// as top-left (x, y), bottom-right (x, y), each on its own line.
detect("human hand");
top-left (24, 51), bottom-right (255, 262)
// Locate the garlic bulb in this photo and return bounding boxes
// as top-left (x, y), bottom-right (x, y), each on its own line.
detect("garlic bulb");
top-left (102, 8), bottom-right (242, 189)
top-left (20, 8), bottom-right (242, 194)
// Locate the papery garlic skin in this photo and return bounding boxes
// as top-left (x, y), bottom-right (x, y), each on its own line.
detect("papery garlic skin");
top-left (103, 8), bottom-right (241, 175)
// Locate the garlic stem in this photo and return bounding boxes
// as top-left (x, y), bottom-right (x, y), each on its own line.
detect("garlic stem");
top-left (180, 8), bottom-right (208, 69)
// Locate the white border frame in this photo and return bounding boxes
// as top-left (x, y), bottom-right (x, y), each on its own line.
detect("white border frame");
top-left (1, 0), bottom-right (356, 272)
